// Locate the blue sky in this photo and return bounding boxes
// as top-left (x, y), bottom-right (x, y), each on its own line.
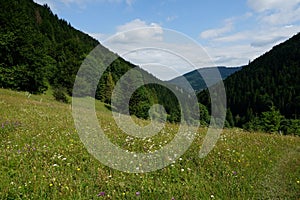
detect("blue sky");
top-left (34, 0), bottom-right (300, 80)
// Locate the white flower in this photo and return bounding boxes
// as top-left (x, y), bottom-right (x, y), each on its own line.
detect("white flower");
top-left (53, 164), bottom-right (59, 167)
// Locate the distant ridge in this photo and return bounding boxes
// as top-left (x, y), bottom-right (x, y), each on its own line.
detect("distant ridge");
top-left (167, 66), bottom-right (242, 92)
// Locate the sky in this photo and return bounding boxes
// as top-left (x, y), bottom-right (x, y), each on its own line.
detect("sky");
top-left (33, 0), bottom-right (300, 80)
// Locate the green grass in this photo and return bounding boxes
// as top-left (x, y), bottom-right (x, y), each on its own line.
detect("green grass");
top-left (0, 88), bottom-right (299, 199)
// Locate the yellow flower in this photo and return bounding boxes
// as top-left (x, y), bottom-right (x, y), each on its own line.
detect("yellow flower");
top-left (77, 168), bottom-right (81, 171)
top-left (297, 180), bottom-right (300, 184)
top-left (49, 183), bottom-right (53, 187)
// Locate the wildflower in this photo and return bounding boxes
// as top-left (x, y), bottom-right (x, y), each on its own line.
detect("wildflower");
top-left (297, 180), bottom-right (300, 184)
top-left (97, 192), bottom-right (105, 197)
top-left (136, 191), bottom-right (140, 196)
top-left (49, 183), bottom-right (53, 187)
top-left (181, 168), bottom-right (184, 172)
top-left (232, 171), bottom-right (237, 176)
top-left (171, 197), bottom-right (175, 200)
top-left (210, 194), bottom-right (215, 198)
top-left (53, 164), bottom-right (59, 167)
top-left (77, 168), bottom-right (80, 171)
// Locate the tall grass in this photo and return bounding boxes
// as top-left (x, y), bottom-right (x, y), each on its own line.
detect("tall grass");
top-left (0, 88), bottom-right (299, 199)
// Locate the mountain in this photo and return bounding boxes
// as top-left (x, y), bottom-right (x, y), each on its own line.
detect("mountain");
top-left (198, 33), bottom-right (300, 127)
top-left (0, 0), bottom-right (195, 123)
top-left (168, 66), bottom-right (242, 92)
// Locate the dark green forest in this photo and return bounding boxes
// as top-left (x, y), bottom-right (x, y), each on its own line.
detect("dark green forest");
top-left (0, 0), bottom-right (99, 93)
top-left (198, 33), bottom-right (300, 135)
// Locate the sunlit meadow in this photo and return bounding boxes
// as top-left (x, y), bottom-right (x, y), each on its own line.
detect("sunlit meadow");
top-left (0, 88), bottom-right (299, 199)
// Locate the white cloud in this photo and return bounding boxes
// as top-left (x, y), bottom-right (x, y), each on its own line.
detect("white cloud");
top-left (100, 19), bottom-right (215, 80)
top-left (203, 24), bottom-right (300, 67)
top-left (261, 6), bottom-right (300, 25)
top-left (212, 31), bottom-right (250, 43)
top-left (198, 0), bottom-right (300, 68)
top-left (248, 0), bottom-right (300, 25)
top-left (247, 0), bottom-right (300, 12)
top-left (200, 19), bottom-right (234, 39)
top-left (107, 19), bottom-right (164, 47)
top-left (116, 19), bottom-right (161, 32)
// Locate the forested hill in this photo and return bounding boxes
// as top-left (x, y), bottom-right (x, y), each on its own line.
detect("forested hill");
top-left (198, 32), bottom-right (300, 127)
top-left (0, 0), bottom-right (101, 93)
top-left (168, 66), bottom-right (242, 92)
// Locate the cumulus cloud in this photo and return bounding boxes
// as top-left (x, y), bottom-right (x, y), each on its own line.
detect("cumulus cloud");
top-left (109, 19), bottom-right (163, 45)
top-left (198, 0), bottom-right (300, 68)
top-left (200, 19), bottom-right (234, 39)
top-left (203, 24), bottom-right (300, 67)
top-left (247, 0), bottom-right (300, 12)
top-left (247, 0), bottom-right (300, 25)
top-left (100, 19), bottom-right (215, 80)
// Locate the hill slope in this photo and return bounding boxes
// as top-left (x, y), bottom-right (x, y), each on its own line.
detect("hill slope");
top-left (198, 33), bottom-right (300, 126)
top-left (0, 0), bottom-right (100, 93)
top-left (168, 66), bottom-right (241, 92)
top-left (1, 88), bottom-right (299, 199)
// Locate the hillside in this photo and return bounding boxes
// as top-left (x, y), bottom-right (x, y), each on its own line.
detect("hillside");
top-left (168, 66), bottom-right (242, 92)
top-left (1, 88), bottom-right (300, 199)
top-left (0, 0), bottom-right (188, 123)
top-left (0, 0), bottom-right (99, 93)
top-left (198, 33), bottom-right (300, 128)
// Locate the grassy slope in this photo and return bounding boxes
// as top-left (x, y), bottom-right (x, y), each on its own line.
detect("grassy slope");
top-left (0, 88), bottom-right (299, 199)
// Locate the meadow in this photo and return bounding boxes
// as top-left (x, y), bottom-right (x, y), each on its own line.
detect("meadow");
top-left (0, 88), bottom-right (299, 199)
